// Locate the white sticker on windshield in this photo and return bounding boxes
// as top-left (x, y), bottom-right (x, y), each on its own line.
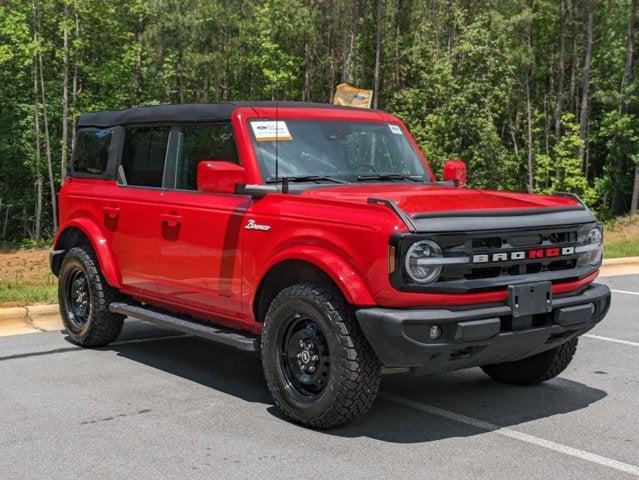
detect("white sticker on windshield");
top-left (251, 121), bottom-right (293, 142)
top-left (388, 124), bottom-right (403, 135)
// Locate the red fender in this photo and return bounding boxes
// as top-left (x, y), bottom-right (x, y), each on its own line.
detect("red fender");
top-left (257, 246), bottom-right (376, 306)
top-left (53, 218), bottom-right (122, 289)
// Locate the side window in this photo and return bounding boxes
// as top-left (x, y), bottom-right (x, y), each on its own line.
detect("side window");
top-left (73, 128), bottom-right (113, 176)
top-left (175, 123), bottom-right (238, 190)
top-left (120, 126), bottom-right (170, 187)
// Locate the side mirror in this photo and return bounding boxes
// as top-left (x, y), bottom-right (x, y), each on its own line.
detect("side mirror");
top-left (197, 160), bottom-right (247, 194)
top-left (442, 159), bottom-right (466, 187)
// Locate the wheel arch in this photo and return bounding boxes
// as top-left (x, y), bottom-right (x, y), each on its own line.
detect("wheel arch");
top-left (53, 219), bottom-right (121, 288)
top-left (252, 251), bottom-right (376, 323)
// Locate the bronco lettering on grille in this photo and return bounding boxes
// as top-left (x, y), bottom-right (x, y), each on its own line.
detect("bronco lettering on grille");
top-left (472, 246), bottom-right (575, 263)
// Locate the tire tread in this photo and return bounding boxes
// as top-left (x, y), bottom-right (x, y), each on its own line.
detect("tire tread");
top-left (59, 246), bottom-right (124, 347)
top-left (262, 282), bottom-right (380, 429)
top-left (481, 338), bottom-right (578, 385)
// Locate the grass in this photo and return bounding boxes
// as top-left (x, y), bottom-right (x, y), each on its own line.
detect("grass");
top-left (603, 215), bottom-right (639, 259)
top-left (0, 248), bottom-right (57, 307)
top-left (0, 283), bottom-right (57, 306)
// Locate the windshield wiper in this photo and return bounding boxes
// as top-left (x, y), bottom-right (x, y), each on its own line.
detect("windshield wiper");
top-left (356, 173), bottom-right (423, 182)
top-left (266, 175), bottom-right (347, 184)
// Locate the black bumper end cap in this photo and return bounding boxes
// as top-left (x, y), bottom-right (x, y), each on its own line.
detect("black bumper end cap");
top-left (49, 249), bottom-right (65, 277)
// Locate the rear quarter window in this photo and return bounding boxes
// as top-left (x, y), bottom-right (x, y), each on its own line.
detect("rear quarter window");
top-left (72, 128), bottom-right (114, 176)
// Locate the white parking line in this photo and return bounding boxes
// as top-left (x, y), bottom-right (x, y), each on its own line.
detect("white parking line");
top-left (611, 289), bottom-right (639, 296)
top-left (381, 393), bottom-right (639, 477)
top-left (583, 334), bottom-right (639, 347)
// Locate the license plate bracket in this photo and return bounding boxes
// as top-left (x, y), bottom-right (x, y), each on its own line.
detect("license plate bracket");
top-left (508, 281), bottom-right (552, 318)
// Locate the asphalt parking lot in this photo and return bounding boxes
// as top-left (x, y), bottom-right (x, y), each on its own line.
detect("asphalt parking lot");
top-left (1, 275), bottom-right (638, 479)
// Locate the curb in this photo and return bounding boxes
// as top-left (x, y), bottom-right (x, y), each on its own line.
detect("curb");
top-left (0, 307), bottom-right (29, 322)
top-left (0, 304), bottom-right (62, 336)
top-left (602, 256), bottom-right (639, 266)
top-left (600, 256), bottom-right (639, 277)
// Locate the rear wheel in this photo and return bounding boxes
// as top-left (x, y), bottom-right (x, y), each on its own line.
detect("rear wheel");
top-left (481, 338), bottom-right (578, 385)
top-left (261, 283), bottom-right (381, 429)
top-left (58, 246), bottom-right (124, 347)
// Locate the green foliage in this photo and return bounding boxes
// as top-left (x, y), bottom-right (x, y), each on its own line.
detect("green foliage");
top-left (1, 0), bottom-right (639, 242)
top-left (535, 114), bottom-right (596, 206)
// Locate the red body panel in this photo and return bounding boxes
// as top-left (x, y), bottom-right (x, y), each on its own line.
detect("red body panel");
top-left (55, 105), bottom-right (596, 334)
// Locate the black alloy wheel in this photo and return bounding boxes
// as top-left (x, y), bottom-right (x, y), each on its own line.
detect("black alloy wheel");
top-left (58, 246), bottom-right (125, 347)
top-left (278, 314), bottom-right (331, 402)
top-left (63, 266), bottom-right (91, 331)
top-left (261, 283), bottom-right (381, 429)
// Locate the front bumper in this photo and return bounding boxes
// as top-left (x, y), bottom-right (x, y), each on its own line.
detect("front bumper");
top-left (355, 283), bottom-right (611, 372)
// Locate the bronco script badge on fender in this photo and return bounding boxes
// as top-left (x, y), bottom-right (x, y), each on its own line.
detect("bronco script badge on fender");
top-left (245, 219), bottom-right (271, 231)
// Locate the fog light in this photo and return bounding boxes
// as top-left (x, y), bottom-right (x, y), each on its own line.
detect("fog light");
top-left (429, 325), bottom-right (442, 340)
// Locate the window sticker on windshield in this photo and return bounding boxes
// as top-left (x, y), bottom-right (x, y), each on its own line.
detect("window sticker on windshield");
top-left (251, 121), bottom-right (293, 142)
top-left (388, 124), bottom-right (403, 135)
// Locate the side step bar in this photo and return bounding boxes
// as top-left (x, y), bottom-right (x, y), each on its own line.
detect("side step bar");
top-left (109, 302), bottom-right (258, 352)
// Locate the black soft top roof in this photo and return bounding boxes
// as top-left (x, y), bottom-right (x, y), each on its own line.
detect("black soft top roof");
top-left (77, 101), bottom-right (360, 128)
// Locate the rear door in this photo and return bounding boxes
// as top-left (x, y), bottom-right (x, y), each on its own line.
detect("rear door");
top-left (156, 123), bottom-right (249, 323)
top-left (108, 126), bottom-right (170, 297)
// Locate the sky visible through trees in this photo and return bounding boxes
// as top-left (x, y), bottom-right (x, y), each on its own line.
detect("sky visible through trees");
top-left (1, 0), bottom-right (638, 241)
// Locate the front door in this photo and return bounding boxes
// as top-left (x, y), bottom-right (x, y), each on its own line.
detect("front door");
top-left (108, 125), bottom-right (170, 297)
top-left (156, 123), bottom-right (248, 322)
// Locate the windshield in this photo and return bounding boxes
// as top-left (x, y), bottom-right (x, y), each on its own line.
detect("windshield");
top-left (249, 119), bottom-right (429, 183)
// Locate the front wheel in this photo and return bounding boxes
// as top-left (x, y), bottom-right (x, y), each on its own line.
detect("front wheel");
top-left (261, 283), bottom-right (381, 429)
top-left (481, 338), bottom-right (578, 385)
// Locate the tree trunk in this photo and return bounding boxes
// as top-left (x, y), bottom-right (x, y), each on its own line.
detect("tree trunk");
top-left (509, 115), bottom-right (520, 160)
top-left (35, 2), bottom-right (58, 232)
top-left (569, 0), bottom-right (579, 115)
top-left (341, 0), bottom-right (358, 83)
top-left (2, 205), bottom-right (10, 240)
top-left (393, 0), bottom-right (402, 91)
top-left (578, 1), bottom-right (594, 170)
top-left (554, 0), bottom-right (566, 142)
top-left (33, 60), bottom-right (43, 242)
top-left (372, 0), bottom-right (384, 109)
top-left (623, 0), bottom-right (639, 214)
top-left (70, 12), bottom-right (79, 154)
top-left (620, 0), bottom-right (637, 114)
top-left (222, 26), bottom-right (229, 101)
top-left (631, 166), bottom-right (639, 215)
top-left (303, 39), bottom-right (311, 101)
top-left (60, 2), bottom-right (69, 181)
top-left (525, 75), bottom-right (534, 193)
top-left (525, 9), bottom-right (534, 193)
top-left (328, 2), bottom-right (336, 102)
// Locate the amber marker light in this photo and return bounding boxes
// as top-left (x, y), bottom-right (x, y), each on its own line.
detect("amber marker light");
top-left (388, 245), bottom-right (397, 274)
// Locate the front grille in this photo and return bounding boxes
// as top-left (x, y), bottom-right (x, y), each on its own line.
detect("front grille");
top-left (391, 223), bottom-right (599, 293)
top-left (440, 227), bottom-right (580, 281)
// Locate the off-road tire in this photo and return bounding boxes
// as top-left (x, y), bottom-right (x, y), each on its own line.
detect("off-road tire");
top-left (58, 246), bottom-right (124, 347)
top-left (481, 338), bottom-right (578, 385)
top-left (261, 283), bottom-right (381, 429)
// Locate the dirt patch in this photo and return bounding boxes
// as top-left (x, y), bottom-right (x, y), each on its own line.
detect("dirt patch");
top-left (0, 249), bottom-right (52, 286)
top-left (0, 249), bottom-right (56, 307)
top-left (605, 215), bottom-right (639, 243)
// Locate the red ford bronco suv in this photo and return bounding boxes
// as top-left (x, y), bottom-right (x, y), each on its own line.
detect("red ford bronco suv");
top-left (51, 102), bottom-right (611, 428)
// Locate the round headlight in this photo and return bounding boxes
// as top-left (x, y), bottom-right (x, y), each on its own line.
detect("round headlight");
top-left (405, 239), bottom-right (443, 284)
top-left (586, 227), bottom-right (603, 265)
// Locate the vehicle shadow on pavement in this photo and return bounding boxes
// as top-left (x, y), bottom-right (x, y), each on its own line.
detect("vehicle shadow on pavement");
top-left (325, 371), bottom-right (607, 443)
top-left (109, 335), bottom-right (272, 404)
top-left (102, 328), bottom-right (607, 444)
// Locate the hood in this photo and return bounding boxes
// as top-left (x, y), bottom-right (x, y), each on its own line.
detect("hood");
top-left (300, 183), bottom-right (581, 216)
